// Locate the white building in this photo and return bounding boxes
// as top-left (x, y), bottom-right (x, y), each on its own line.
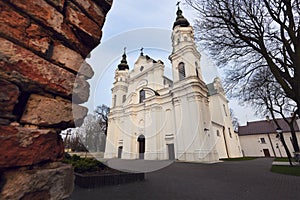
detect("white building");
top-left (104, 6), bottom-right (242, 162)
top-left (239, 118), bottom-right (300, 157)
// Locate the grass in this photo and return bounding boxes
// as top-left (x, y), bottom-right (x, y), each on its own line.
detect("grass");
top-left (220, 157), bottom-right (257, 161)
top-left (274, 157), bottom-right (298, 162)
top-left (274, 157), bottom-right (290, 162)
top-left (271, 165), bottom-right (300, 176)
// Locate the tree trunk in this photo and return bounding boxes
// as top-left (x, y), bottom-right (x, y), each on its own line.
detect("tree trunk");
top-left (279, 132), bottom-right (293, 166)
top-left (289, 124), bottom-right (300, 152)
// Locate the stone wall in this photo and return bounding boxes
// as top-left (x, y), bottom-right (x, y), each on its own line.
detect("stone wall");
top-left (0, 0), bottom-right (112, 199)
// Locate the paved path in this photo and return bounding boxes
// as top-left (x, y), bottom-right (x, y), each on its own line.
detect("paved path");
top-left (102, 158), bottom-right (174, 173)
top-left (70, 158), bottom-right (300, 200)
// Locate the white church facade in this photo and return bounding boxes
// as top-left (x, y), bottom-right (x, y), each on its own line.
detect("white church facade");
top-left (104, 6), bottom-right (242, 162)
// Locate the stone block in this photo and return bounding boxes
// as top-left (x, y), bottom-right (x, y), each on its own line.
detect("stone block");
top-left (93, 0), bottom-right (113, 13)
top-left (66, 2), bottom-right (101, 39)
top-left (52, 42), bottom-right (84, 72)
top-left (0, 2), bottom-right (30, 44)
top-left (72, 0), bottom-right (105, 27)
top-left (20, 94), bottom-right (88, 128)
top-left (0, 79), bottom-right (19, 120)
top-left (0, 126), bottom-right (64, 168)
top-left (1, 163), bottom-right (74, 200)
top-left (72, 76), bottom-right (90, 104)
top-left (46, 0), bottom-right (65, 12)
top-left (25, 23), bottom-right (52, 55)
top-left (78, 60), bottom-right (94, 79)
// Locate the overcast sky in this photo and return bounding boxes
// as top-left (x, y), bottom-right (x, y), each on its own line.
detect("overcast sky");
top-left (83, 0), bottom-right (262, 126)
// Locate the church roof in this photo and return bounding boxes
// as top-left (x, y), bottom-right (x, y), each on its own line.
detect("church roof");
top-left (173, 5), bottom-right (190, 29)
top-left (238, 118), bottom-right (299, 136)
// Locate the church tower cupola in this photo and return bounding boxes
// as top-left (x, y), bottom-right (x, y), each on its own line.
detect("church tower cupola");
top-left (118, 48), bottom-right (129, 70)
top-left (173, 3), bottom-right (190, 29)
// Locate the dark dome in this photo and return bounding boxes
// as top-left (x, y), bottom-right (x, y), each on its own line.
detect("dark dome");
top-left (118, 52), bottom-right (129, 70)
top-left (173, 6), bottom-right (190, 29)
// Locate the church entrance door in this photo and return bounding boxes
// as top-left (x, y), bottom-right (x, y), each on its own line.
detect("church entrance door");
top-left (137, 135), bottom-right (145, 159)
top-left (118, 146), bottom-right (123, 158)
top-left (167, 144), bottom-right (175, 160)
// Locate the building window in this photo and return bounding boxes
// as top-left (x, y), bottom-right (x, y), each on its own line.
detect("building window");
top-left (178, 62), bottom-right (186, 81)
top-left (139, 90), bottom-right (145, 103)
top-left (113, 95), bottom-right (117, 107)
top-left (223, 104), bottom-right (228, 116)
top-left (228, 128), bottom-right (232, 138)
top-left (122, 95), bottom-right (126, 103)
top-left (216, 130), bottom-right (220, 137)
top-left (260, 138), bottom-right (266, 144)
top-left (195, 62), bottom-right (199, 78)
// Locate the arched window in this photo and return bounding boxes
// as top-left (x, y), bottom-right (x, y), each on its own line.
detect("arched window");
top-left (122, 95), bottom-right (126, 103)
top-left (139, 90), bottom-right (145, 103)
top-left (178, 62), bottom-right (186, 81)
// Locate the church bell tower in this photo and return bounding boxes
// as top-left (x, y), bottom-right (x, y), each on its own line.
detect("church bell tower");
top-left (169, 4), bottom-right (204, 83)
top-left (111, 49), bottom-right (129, 109)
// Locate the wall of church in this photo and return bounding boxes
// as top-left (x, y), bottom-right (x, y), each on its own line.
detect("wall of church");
top-left (209, 94), bottom-right (242, 158)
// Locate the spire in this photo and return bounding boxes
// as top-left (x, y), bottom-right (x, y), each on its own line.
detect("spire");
top-left (173, 2), bottom-right (190, 29)
top-left (140, 47), bottom-right (144, 56)
top-left (118, 47), bottom-right (129, 70)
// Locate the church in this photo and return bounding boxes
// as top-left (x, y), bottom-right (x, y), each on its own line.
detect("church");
top-left (104, 6), bottom-right (242, 162)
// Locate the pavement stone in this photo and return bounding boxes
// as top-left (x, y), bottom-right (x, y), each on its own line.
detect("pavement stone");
top-left (70, 158), bottom-right (300, 200)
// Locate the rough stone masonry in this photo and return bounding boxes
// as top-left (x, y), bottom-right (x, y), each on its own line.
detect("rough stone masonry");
top-left (0, 0), bottom-right (112, 199)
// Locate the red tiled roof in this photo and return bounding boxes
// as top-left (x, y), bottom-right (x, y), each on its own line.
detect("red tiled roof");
top-left (238, 118), bottom-right (299, 136)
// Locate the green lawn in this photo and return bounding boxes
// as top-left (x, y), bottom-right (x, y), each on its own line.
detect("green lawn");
top-left (220, 157), bottom-right (257, 161)
top-left (274, 157), bottom-right (289, 162)
top-left (271, 165), bottom-right (300, 176)
top-left (274, 157), bottom-right (297, 162)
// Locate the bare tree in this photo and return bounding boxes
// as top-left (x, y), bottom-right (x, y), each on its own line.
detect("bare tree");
top-left (230, 108), bottom-right (240, 132)
top-left (185, 0), bottom-right (300, 117)
top-left (95, 104), bottom-right (110, 136)
top-left (237, 68), bottom-right (299, 164)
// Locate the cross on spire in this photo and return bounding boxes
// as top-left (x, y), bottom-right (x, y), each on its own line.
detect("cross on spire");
top-left (140, 47), bottom-right (144, 56)
top-left (176, 1), bottom-right (181, 7)
top-left (123, 47), bottom-right (127, 54)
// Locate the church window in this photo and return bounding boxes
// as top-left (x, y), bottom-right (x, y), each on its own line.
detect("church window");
top-left (113, 95), bottom-right (117, 107)
top-left (178, 62), bottom-right (186, 81)
top-left (177, 38), bottom-right (180, 44)
top-left (184, 36), bottom-right (187, 41)
top-left (122, 95), bottom-right (126, 103)
top-left (260, 138), bottom-right (266, 144)
top-left (228, 128), bottom-right (232, 138)
top-left (223, 104), bottom-right (228, 116)
top-left (139, 90), bottom-right (145, 103)
top-left (195, 62), bottom-right (199, 78)
top-left (216, 130), bottom-right (220, 137)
